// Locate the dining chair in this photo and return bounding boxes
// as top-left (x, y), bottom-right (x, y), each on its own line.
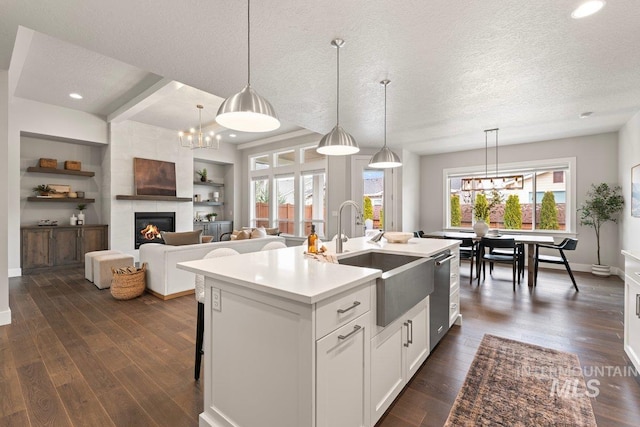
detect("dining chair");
top-left (491, 242), bottom-right (525, 280)
top-left (534, 238), bottom-right (579, 291)
top-left (194, 247), bottom-right (240, 380)
top-left (261, 241), bottom-right (287, 251)
top-left (478, 237), bottom-right (521, 291)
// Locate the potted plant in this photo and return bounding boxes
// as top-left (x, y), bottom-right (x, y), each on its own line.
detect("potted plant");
top-left (77, 204), bottom-right (87, 223)
top-left (579, 183), bottom-right (624, 276)
top-left (473, 189), bottom-right (502, 236)
top-left (206, 212), bottom-right (217, 222)
top-left (33, 184), bottom-right (53, 196)
top-left (196, 168), bottom-right (208, 182)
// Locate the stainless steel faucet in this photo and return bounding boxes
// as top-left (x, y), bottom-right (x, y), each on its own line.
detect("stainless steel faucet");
top-left (336, 200), bottom-right (363, 253)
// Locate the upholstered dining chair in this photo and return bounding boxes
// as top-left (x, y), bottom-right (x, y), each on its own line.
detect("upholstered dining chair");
top-left (534, 238), bottom-right (579, 291)
top-left (194, 247), bottom-right (240, 380)
top-left (478, 237), bottom-right (521, 291)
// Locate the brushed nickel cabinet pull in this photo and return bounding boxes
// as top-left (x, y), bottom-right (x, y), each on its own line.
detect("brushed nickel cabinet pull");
top-left (407, 319), bottom-right (413, 345)
top-left (403, 322), bottom-right (409, 347)
top-left (636, 294), bottom-right (640, 318)
top-left (338, 325), bottom-right (362, 340)
top-left (337, 301), bottom-right (360, 314)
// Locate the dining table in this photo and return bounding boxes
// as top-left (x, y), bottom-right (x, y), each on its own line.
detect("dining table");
top-left (422, 231), bottom-right (555, 286)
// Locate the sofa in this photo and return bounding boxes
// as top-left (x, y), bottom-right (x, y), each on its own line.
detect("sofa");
top-left (139, 235), bottom-right (285, 299)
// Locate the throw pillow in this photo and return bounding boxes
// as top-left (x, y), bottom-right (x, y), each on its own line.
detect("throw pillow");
top-left (265, 227), bottom-right (280, 236)
top-left (161, 230), bottom-right (203, 246)
top-left (201, 235), bottom-right (214, 243)
top-left (251, 227), bottom-right (267, 239)
top-left (235, 230), bottom-right (251, 240)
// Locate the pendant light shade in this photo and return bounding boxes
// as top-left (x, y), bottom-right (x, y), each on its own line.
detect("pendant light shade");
top-left (369, 80), bottom-right (402, 168)
top-left (317, 39), bottom-right (359, 156)
top-left (215, 0), bottom-right (280, 133)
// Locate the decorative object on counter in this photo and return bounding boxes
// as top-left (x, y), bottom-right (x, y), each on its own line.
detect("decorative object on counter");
top-left (38, 219), bottom-right (58, 226)
top-left (77, 219), bottom-right (84, 225)
top-left (32, 184), bottom-right (53, 196)
top-left (316, 39), bottom-right (359, 156)
top-left (369, 79), bottom-right (402, 168)
top-left (179, 105), bottom-right (219, 149)
top-left (194, 194), bottom-right (201, 202)
top-left (49, 184), bottom-right (70, 198)
top-left (215, 0), bottom-right (280, 133)
top-left (307, 224), bottom-right (318, 254)
top-left (196, 168), bottom-right (208, 182)
top-left (578, 182), bottom-right (624, 276)
top-left (213, 191), bottom-right (219, 202)
top-left (70, 214), bottom-right (77, 225)
top-left (76, 191), bottom-right (85, 198)
top-left (64, 160), bottom-right (81, 171)
top-left (383, 232), bottom-right (413, 243)
top-left (206, 213), bottom-right (217, 222)
top-left (77, 204), bottom-right (86, 224)
top-left (444, 334), bottom-right (596, 427)
top-left (38, 158), bottom-right (57, 168)
top-left (68, 192), bottom-right (78, 198)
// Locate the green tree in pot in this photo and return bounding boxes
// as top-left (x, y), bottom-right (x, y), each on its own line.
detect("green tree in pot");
top-left (473, 189), bottom-right (502, 236)
top-left (579, 183), bottom-right (624, 276)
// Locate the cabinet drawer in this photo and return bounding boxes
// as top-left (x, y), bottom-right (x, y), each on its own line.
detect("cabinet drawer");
top-left (316, 284), bottom-right (371, 339)
top-left (449, 289), bottom-right (460, 327)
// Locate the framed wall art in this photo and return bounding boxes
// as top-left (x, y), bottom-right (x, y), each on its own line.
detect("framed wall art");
top-left (134, 157), bottom-right (177, 196)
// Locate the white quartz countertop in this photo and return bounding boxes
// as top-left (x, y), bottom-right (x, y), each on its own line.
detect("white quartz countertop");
top-left (178, 236), bottom-right (458, 304)
top-left (622, 250), bottom-right (640, 262)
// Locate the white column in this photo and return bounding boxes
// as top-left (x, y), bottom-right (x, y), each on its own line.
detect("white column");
top-left (0, 70), bottom-right (11, 325)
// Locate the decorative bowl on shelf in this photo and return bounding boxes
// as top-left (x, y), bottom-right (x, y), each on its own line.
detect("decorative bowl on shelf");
top-left (384, 232), bottom-right (413, 243)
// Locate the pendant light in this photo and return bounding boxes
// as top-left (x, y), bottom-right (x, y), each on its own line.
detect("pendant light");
top-left (369, 80), bottom-right (402, 168)
top-left (178, 105), bottom-right (219, 149)
top-left (215, 0), bottom-right (280, 133)
top-left (316, 39), bottom-right (359, 156)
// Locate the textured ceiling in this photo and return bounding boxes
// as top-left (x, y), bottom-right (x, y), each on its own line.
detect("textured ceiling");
top-left (3, 0), bottom-right (640, 154)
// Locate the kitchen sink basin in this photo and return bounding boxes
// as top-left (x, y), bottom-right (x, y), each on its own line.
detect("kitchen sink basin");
top-left (339, 251), bottom-right (434, 326)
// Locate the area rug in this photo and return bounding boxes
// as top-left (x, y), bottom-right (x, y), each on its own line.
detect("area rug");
top-left (444, 334), bottom-right (597, 426)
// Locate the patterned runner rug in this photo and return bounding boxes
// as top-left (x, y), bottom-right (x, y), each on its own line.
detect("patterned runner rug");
top-left (444, 334), bottom-right (597, 426)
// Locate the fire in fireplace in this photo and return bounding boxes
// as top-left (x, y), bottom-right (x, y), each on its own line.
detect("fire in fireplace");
top-left (134, 212), bottom-right (175, 249)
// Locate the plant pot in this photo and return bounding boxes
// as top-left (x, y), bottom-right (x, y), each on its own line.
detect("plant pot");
top-left (473, 219), bottom-right (489, 237)
top-left (200, 176), bottom-right (207, 182)
top-left (591, 264), bottom-right (611, 277)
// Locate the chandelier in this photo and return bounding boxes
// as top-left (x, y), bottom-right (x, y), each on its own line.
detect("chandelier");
top-left (461, 128), bottom-right (523, 191)
top-left (179, 105), bottom-right (219, 149)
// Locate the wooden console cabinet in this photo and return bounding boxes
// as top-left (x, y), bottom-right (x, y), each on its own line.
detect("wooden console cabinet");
top-left (21, 225), bottom-right (108, 274)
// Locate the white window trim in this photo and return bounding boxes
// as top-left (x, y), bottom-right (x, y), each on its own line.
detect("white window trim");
top-left (442, 157), bottom-right (577, 233)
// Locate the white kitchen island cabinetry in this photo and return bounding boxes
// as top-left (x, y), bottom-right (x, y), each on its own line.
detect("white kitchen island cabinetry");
top-left (622, 250), bottom-right (640, 373)
top-left (179, 237), bottom-right (458, 427)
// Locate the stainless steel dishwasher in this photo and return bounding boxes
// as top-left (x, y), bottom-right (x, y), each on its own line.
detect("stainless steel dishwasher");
top-left (430, 250), bottom-right (455, 351)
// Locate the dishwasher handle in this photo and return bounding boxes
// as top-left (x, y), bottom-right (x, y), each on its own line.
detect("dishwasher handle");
top-left (435, 254), bottom-right (456, 266)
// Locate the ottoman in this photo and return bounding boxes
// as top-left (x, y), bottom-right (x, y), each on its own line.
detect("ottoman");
top-left (92, 253), bottom-right (135, 289)
top-left (85, 250), bottom-right (122, 282)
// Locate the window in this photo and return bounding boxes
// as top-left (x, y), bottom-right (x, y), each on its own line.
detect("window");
top-left (249, 144), bottom-right (327, 236)
top-left (251, 178), bottom-right (270, 228)
top-left (363, 169), bottom-right (384, 230)
top-left (445, 158), bottom-right (575, 233)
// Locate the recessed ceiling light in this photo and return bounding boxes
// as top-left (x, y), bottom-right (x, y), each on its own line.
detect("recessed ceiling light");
top-left (229, 133), bottom-right (237, 138)
top-left (69, 93), bottom-right (83, 99)
top-left (580, 111), bottom-right (593, 118)
top-left (571, 1), bottom-right (605, 19)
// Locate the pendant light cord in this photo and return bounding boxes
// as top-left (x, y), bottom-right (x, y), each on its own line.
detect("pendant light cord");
top-left (247, 0), bottom-right (251, 85)
top-left (336, 44), bottom-right (340, 125)
top-left (383, 82), bottom-right (387, 147)
top-left (484, 130), bottom-right (488, 178)
top-left (495, 128), bottom-right (499, 177)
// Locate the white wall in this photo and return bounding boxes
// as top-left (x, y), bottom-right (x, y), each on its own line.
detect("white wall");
top-left (0, 70), bottom-right (10, 325)
top-left (619, 111), bottom-right (640, 254)
top-left (108, 120), bottom-right (194, 260)
top-left (419, 132), bottom-right (620, 270)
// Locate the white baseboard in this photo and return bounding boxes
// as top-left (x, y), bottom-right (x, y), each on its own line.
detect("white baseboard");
top-left (8, 268), bottom-right (21, 278)
top-left (532, 262), bottom-right (623, 279)
top-left (0, 308), bottom-right (11, 326)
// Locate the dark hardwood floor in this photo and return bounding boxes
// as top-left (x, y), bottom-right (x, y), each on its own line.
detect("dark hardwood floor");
top-left (1, 265), bottom-right (639, 426)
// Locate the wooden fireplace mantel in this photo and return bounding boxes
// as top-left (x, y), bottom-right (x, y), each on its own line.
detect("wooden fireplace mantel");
top-left (115, 195), bottom-right (193, 202)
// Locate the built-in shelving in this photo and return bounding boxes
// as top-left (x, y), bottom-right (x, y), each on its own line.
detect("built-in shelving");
top-left (26, 167), bottom-right (95, 177)
top-left (194, 201), bottom-right (224, 206)
top-left (115, 195), bottom-right (193, 202)
top-left (27, 197), bottom-right (96, 203)
top-left (194, 181), bottom-right (224, 187)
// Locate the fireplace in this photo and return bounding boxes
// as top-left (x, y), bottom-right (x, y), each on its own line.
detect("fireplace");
top-left (134, 212), bottom-right (175, 249)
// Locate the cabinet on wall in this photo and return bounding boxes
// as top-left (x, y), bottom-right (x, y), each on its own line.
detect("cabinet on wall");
top-left (21, 225), bottom-right (108, 274)
top-left (193, 221), bottom-right (233, 241)
top-left (623, 250), bottom-right (640, 373)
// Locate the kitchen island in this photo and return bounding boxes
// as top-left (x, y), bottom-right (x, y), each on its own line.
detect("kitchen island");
top-left (178, 236), bottom-right (460, 427)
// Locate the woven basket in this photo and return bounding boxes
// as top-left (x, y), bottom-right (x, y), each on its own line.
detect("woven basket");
top-left (110, 263), bottom-right (146, 300)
